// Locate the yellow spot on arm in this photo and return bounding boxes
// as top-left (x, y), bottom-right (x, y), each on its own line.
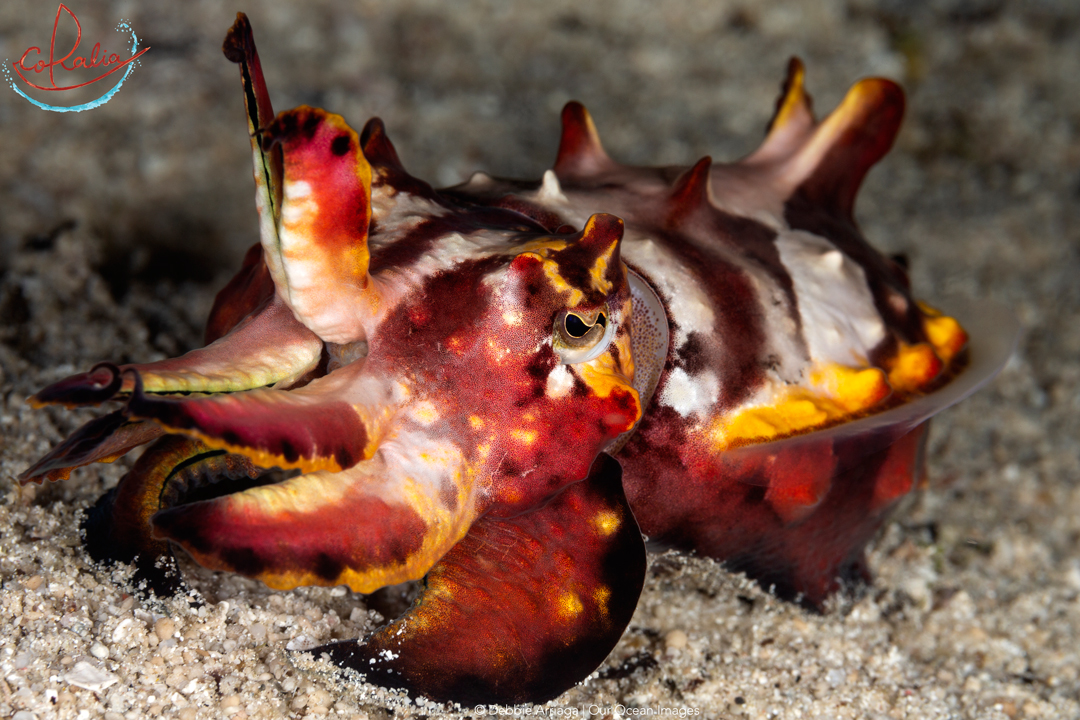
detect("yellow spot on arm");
top-left (510, 429), bottom-right (538, 445)
top-left (592, 509), bottom-right (621, 537)
top-left (469, 415), bottom-right (484, 429)
top-left (593, 585), bottom-right (612, 619)
top-left (556, 590), bottom-right (584, 621)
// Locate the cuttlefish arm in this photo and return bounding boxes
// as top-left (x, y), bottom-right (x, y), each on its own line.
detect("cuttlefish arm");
top-left (18, 412), bottom-right (164, 484)
top-left (21, 296), bottom-right (326, 484)
top-left (314, 454), bottom-right (646, 706)
top-left (30, 295), bottom-right (324, 409)
top-left (81, 435), bottom-right (256, 596)
top-left (152, 427), bottom-right (484, 594)
top-left (123, 358), bottom-right (381, 474)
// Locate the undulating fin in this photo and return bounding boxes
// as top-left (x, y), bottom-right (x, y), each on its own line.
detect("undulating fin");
top-left (81, 435), bottom-right (242, 596)
top-left (312, 454), bottom-right (646, 706)
top-left (260, 107), bottom-right (376, 344)
top-left (746, 57), bottom-right (817, 164)
top-left (553, 101), bottom-right (616, 180)
top-left (223, 13), bottom-right (285, 292)
top-left (18, 412), bottom-right (163, 484)
top-left (204, 243), bottom-right (275, 344)
top-left (772, 76), bottom-right (905, 218)
top-left (152, 436), bottom-right (481, 594)
top-left (125, 361), bottom-right (373, 474)
top-left (667, 156), bottom-right (714, 225)
top-left (29, 296), bottom-right (323, 406)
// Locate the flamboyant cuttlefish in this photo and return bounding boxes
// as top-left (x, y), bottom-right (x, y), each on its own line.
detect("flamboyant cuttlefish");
top-left (19, 14), bottom-right (1014, 707)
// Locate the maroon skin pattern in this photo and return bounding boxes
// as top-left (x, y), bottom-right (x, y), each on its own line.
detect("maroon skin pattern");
top-left (361, 224), bottom-right (640, 514)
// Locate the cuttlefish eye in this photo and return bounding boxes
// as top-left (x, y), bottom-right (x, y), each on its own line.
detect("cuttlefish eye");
top-left (553, 310), bottom-right (614, 364)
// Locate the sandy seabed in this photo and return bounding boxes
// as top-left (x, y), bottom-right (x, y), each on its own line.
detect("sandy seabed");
top-left (1, 1), bottom-right (1078, 718)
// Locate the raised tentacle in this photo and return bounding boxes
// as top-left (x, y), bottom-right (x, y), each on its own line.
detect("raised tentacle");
top-left (259, 107), bottom-right (376, 344)
top-left (312, 454), bottom-right (645, 706)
